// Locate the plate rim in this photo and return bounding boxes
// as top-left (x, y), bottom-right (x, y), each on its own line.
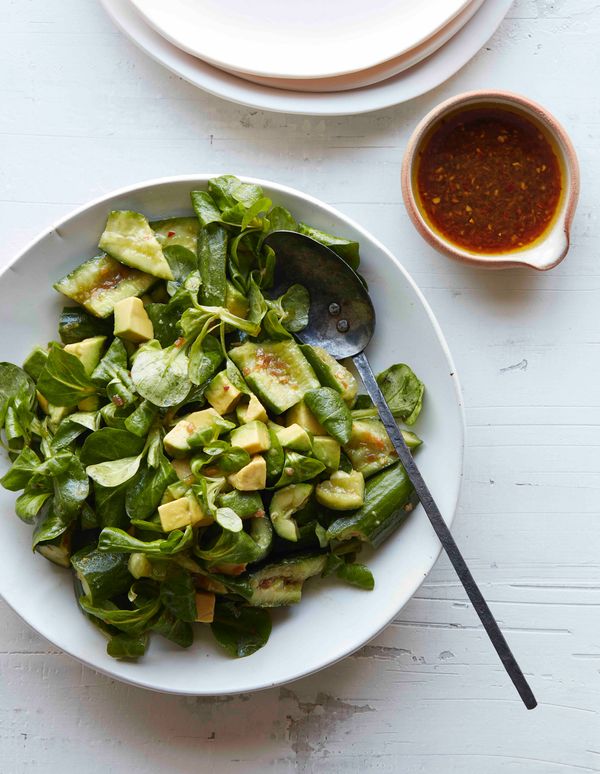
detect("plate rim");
top-left (128, 0), bottom-right (473, 80)
top-left (100, 0), bottom-right (514, 116)
top-left (0, 174), bottom-right (466, 695)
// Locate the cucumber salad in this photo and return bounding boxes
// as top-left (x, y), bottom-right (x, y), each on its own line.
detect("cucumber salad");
top-left (0, 176), bottom-right (425, 660)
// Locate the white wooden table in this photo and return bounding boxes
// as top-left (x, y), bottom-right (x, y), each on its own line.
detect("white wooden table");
top-left (1, 1), bottom-right (599, 771)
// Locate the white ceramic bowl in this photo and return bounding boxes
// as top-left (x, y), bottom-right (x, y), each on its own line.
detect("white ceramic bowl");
top-left (0, 176), bottom-right (464, 695)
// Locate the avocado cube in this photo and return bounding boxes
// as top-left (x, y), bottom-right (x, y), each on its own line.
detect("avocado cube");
top-left (171, 457), bottom-right (194, 483)
top-left (228, 455), bottom-right (267, 491)
top-left (158, 492), bottom-right (210, 531)
top-left (275, 423), bottom-right (312, 453)
top-left (77, 395), bottom-right (101, 412)
top-left (64, 335), bottom-right (107, 375)
top-left (285, 400), bottom-right (325, 435)
top-left (195, 591), bottom-right (216, 623)
top-left (205, 371), bottom-right (243, 415)
top-left (163, 408), bottom-right (223, 457)
top-left (128, 552), bottom-right (153, 579)
top-left (236, 393), bottom-right (269, 424)
top-left (230, 421), bottom-right (271, 455)
top-left (316, 470), bottom-right (365, 511)
top-left (312, 435), bottom-right (341, 472)
top-left (113, 297), bottom-right (154, 343)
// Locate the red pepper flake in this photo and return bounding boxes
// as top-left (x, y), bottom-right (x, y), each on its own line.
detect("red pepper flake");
top-left (174, 336), bottom-right (186, 348)
top-left (223, 385), bottom-right (230, 392)
top-left (417, 107), bottom-right (561, 253)
top-left (167, 230), bottom-right (176, 238)
top-left (112, 395), bottom-right (125, 407)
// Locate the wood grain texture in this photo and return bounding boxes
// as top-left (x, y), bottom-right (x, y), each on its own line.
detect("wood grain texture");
top-left (1, 0), bottom-right (599, 770)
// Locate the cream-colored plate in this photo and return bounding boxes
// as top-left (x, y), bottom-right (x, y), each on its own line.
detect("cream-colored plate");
top-left (229, 0), bottom-right (484, 93)
top-left (100, 0), bottom-right (514, 116)
top-left (129, 0), bottom-right (471, 79)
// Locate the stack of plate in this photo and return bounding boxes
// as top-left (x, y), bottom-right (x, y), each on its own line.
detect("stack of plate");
top-left (101, 0), bottom-right (514, 115)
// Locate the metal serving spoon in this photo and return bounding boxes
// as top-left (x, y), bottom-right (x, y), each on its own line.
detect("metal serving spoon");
top-left (264, 230), bottom-right (537, 710)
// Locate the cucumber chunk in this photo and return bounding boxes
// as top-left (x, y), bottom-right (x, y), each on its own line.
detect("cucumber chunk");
top-left (269, 483), bottom-right (313, 541)
top-left (54, 255), bottom-right (156, 318)
top-left (326, 463), bottom-right (414, 547)
top-left (229, 341), bottom-right (319, 414)
top-left (151, 216), bottom-right (200, 253)
top-left (248, 552), bottom-right (327, 607)
top-left (344, 419), bottom-right (398, 478)
top-left (99, 211), bottom-right (174, 280)
top-left (300, 344), bottom-right (358, 404)
top-left (316, 470), bottom-right (365, 511)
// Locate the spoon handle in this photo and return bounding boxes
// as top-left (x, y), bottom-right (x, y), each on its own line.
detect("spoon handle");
top-left (352, 350), bottom-right (537, 710)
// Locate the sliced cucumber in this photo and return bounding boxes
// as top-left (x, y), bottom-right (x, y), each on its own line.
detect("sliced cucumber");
top-left (229, 340), bottom-right (319, 414)
top-left (54, 255), bottom-right (156, 318)
top-left (343, 419), bottom-right (398, 478)
top-left (58, 307), bottom-right (112, 344)
top-left (300, 344), bottom-right (358, 404)
top-left (269, 483), bottom-right (313, 542)
top-left (99, 210), bottom-right (174, 280)
top-left (247, 552), bottom-right (327, 607)
top-left (151, 216), bottom-right (200, 253)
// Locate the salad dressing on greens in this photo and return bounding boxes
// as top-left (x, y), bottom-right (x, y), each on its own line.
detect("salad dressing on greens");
top-left (0, 175), bottom-right (426, 661)
top-left (416, 107), bottom-right (562, 253)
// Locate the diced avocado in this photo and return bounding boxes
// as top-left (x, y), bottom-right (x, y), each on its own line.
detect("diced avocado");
top-left (275, 423), bottom-right (312, 453)
top-left (247, 553), bottom-right (327, 607)
top-left (230, 420), bottom-right (271, 455)
top-left (54, 255), bottom-right (157, 318)
top-left (77, 396), bottom-right (101, 412)
top-left (285, 400), bottom-right (325, 435)
top-left (113, 297), bottom-right (154, 343)
top-left (344, 419), bottom-right (398, 478)
top-left (23, 346), bottom-right (48, 381)
top-left (269, 483), bottom-right (313, 542)
top-left (37, 391), bottom-right (73, 428)
top-left (127, 552), bottom-right (153, 579)
top-left (151, 216), bottom-right (200, 253)
top-left (217, 490), bottom-right (264, 519)
top-left (225, 281), bottom-right (250, 319)
top-left (48, 404), bottom-right (73, 431)
top-left (229, 341), bottom-right (319, 414)
top-left (158, 492), bottom-right (210, 531)
top-left (163, 408), bottom-right (225, 457)
top-left (312, 435), bottom-right (341, 472)
top-left (195, 591), bottom-right (216, 623)
top-left (301, 344), bottom-right (358, 405)
top-left (236, 393), bottom-right (268, 424)
top-left (171, 457), bottom-right (194, 483)
top-left (36, 391), bottom-right (49, 414)
top-left (316, 470), bottom-right (365, 510)
top-left (99, 210), bottom-right (174, 280)
top-left (205, 371), bottom-right (243, 415)
top-left (228, 455), bottom-right (267, 491)
top-left (64, 335), bottom-right (107, 375)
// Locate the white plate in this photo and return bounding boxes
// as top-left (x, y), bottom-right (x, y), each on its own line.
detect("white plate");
top-left (129, 0), bottom-right (471, 80)
top-left (0, 176), bottom-right (464, 695)
top-left (101, 0), bottom-right (514, 116)
top-left (230, 0), bottom-right (485, 93)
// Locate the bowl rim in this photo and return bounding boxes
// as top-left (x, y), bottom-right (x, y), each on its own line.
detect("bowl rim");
top-left (0, 174), bottom-right (466, 694)
top-left (401, 89), bottom-right (581, 270)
